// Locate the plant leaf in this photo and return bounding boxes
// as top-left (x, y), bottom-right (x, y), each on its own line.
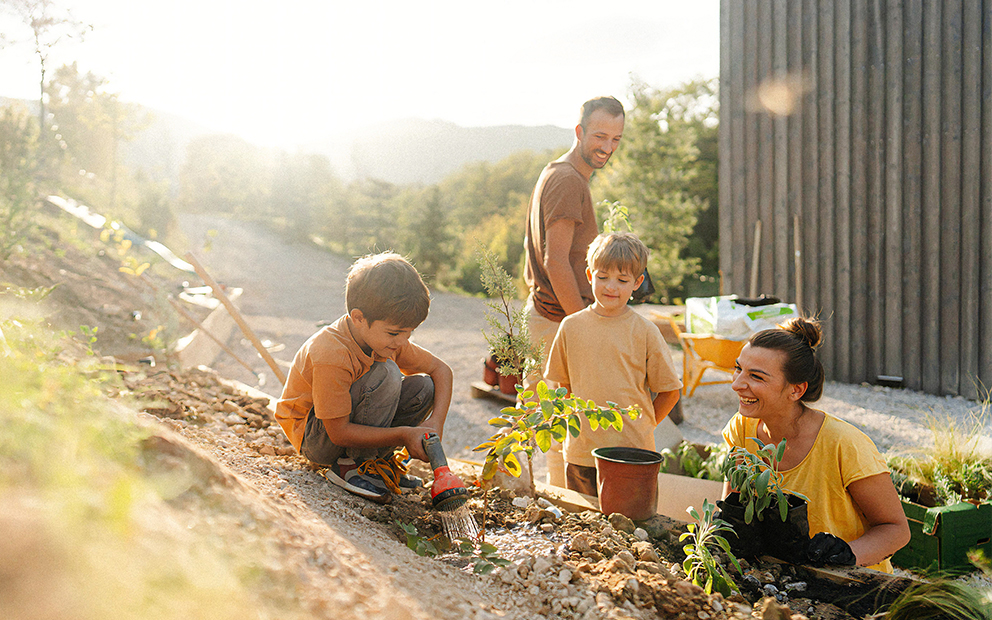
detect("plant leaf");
top-left (535, 428), bottom-right (552, 453)
top-left (502, 452), bottom-right (522, 477)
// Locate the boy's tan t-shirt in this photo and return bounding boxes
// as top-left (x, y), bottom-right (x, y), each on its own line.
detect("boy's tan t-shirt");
top-left (275, 314), bottom-right (434, 451)
top-left (545, 307), bottom-right (682, 468)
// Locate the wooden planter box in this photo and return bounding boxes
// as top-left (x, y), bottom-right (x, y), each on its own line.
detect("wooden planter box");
top-left (655, 443), bottom-right (724, 520)
top-left (892, 499), bottom-right (992, 574)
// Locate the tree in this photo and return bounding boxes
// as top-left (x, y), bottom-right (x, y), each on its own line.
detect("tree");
top-left (398, 187), bottom-right (455, 285)
top-left (0, 104), bottom-right (41, 260)
top-left (594, 78), bottom-right (719, 299)
top-left (0, 0), bottom-right (91, 132)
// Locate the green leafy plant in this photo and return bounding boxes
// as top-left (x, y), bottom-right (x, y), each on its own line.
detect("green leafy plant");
top-left (454, 537), bottom-right (511, 574)
top-left (78, 324), bottom-right (99, 356)
top-left (600, 199), bottom-right (633, 233)
top-left (477, 246), bottom-right (542, 379)
top-left (721, 438), bottom-right (808, 523)
top-left (661, 441), bottom-right (729, 480)
top-left (680, 499), bottom-right (742, 597)
top-left (473, 381), bottom-right (641, 490)
top-left (887, 409), bottom-right (992, 506)
top-left (396, 521), bottom-right (440, 557)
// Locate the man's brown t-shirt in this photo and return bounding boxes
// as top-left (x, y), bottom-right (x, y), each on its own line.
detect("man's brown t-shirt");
top-left (523, 161), bottom-right (597, 321)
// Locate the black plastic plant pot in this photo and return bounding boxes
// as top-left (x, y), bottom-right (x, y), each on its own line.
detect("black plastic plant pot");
top-left (759, 493), bottom-right (810, 561)
top-left (714, 492), bottom-right (765, 558)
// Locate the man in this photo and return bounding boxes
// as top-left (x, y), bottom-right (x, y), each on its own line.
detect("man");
top-left (522, 96), bottom-right (625, 485)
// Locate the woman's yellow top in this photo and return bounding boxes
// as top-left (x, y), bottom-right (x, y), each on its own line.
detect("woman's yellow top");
top-left (723, 411), bottom-right (893, 572)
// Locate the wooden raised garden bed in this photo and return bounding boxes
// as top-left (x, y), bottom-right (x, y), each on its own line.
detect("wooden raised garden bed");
top-left (892, 499), bottom-right (992, 574)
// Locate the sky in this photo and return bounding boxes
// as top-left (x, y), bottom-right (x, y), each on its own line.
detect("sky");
top-left (0, 1), bottom-right (720, 149)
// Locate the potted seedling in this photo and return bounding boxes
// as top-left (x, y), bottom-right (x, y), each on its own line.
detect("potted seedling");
top-left (719, 437), bottom-right (810, 560)
top-left (477, 247), bottom-right (542, 394)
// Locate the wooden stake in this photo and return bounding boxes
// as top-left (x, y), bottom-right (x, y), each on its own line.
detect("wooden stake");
top-left (184, 252), bottom-right (287, 385)
top-left (136, 273), bottom-right (258, 376)
top-left (749, 220), bottom-right (762, 297)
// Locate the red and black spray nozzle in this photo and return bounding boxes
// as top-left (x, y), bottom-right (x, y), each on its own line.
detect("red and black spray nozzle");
top-left (422, 432), bottom-right (468, 512)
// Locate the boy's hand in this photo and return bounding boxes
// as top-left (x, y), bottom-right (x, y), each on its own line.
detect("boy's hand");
top-left (401, 426), bottom-right (436, 463)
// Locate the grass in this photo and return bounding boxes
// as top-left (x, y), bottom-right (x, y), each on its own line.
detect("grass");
top-left (0, 317), bottom-right (307, 620)
top-left (887, 401), bottom-right (992, 506)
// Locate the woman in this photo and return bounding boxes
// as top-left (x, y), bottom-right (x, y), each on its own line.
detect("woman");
top-left (721, 317), bottom-right (910, 572)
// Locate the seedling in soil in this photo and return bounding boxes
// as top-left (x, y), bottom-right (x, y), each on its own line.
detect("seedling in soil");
top-left (473, 380), bottom-right (641, 491)
top-left (721, 437), bottom-right (808, 523)
top-left (477, 246), bottom-right (542, 380)
top-left (454, 538), bottom-right (512, 574)
top-left (680, 499), bottom-right (742, 597)
top-left (397, 521), bottom-right (441, 557)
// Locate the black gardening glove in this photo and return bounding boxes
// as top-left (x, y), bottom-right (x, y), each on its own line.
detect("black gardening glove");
top-left (804, 532), bottom-right (856, 566)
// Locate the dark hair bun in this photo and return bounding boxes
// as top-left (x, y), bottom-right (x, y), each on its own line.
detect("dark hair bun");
top-left (780, 317), bottom-right (822, 351)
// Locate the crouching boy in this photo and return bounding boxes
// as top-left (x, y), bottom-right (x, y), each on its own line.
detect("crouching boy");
top-left (545, 232), bottom-right (683, 496)
top-left (276, 252), bottom-right (453, 503)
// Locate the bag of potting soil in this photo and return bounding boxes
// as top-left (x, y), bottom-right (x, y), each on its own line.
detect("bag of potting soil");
top-left (685, 295), bottom-right (798, 339)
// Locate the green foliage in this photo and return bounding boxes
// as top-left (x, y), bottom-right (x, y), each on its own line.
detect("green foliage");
top-left (478, 246), bottom-right (542, 379)
top-left (660, 441), bottom-right (729, 481)
top-left (600, 200), bottom-right (633, 233)
top-left (454, 538), bottom-right (512, 574)
top-left (593, 78), bottom-right (718, 300)
top-left (77, 324), bottom-right (98, 356)
top-left (884, 579), bottom-right (991, 620)
top-left (0, 103), bottom-right (41, 259)
top-left (887, 409), bottom-right (992, 506)
top-left (680, 499), bottom-right (742, 597)
top-left (721, 438), bottom-right (807, 523)
top-left (473, 381), bottom-right (640, 482)
top-left (0, 318), bottom-right (302, 620)
top-left (397, 521), bottom-right (440, 557)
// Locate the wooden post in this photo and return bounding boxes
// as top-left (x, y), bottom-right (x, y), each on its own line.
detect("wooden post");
top-left (750, 220), bottom-right (762, 298)
top-left (185, 252), bottom-right (287, 385)
top-left (793, 214), bottom-right (803, 312)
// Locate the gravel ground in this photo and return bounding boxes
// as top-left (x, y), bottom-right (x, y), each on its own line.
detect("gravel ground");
top-left (179, 213), bottom-right (992, 475)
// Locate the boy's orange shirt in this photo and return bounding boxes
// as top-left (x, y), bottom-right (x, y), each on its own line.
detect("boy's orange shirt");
top-left (545, 307), bottom-right (682, 468)
top-left (276, 315), bottom-right (434, 451)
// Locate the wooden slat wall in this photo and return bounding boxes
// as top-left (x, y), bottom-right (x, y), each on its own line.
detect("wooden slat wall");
top-left (719, 0), bottom-right (992, 398)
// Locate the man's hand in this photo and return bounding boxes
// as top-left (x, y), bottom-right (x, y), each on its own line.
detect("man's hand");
top-left (805, 532), bottom-right (856, 566)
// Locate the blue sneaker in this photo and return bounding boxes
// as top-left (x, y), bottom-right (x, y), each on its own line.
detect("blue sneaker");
top-left (358, 454), bottom-right (423, 494)
top-left (324, 457), bottom-right (390, 504)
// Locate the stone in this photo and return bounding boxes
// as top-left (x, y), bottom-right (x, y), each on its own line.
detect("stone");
top-left (616, 550), bottom-right (636, 568)
top-left (532, 557), bottom-right (553, 575)
top-left (758, 597), bottom-right (792, 620)
top-left (540, 523), bottom-right (554, 533)
top-left (674, 580), bottom-right (705, 597)
top-left (784, 581), bottom-right (807, 592)
top-left (569, 532), bottom-right (593, 552)
top-left (632, 541), bottom-right (659, 562)
top-left (223, 413), bottom-right (246, 425)
top-left (222, 400), bottom-right (241, 414)
top-left (511, 496), bottom-right (530, 509)
top-left (633, 527), bottom-right (649, 541)
top-left (608, 513), bottom-right (636, 533)
top-left (558, 569), bottom-right (573, 585)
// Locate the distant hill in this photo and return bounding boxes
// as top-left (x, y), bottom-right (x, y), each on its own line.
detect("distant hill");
top-left (1, 96), bottom-right (572, 187)
top-left (305, 118), bottom-right (573, 185)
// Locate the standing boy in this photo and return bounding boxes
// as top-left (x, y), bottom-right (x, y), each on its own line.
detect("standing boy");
top-left (545, 232), bottom-right (683, 496)
top-left (276, 252), bottom-right (453, 503)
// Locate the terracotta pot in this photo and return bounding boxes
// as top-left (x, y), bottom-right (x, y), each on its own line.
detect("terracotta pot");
top-left (497, 372), bottom-right (521, 395)
top-left (592, 446), bottom-right (664, 521)
top-left (482, 355), bottom-right (499, 387)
